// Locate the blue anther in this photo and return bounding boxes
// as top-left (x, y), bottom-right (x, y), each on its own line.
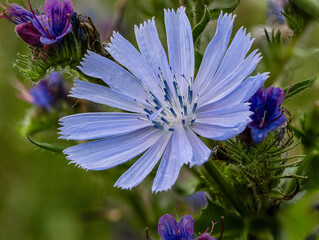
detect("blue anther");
top-left (178, 95), bottom-right (183, 108)
top-left (187, 86), bottom-right (193, 104)
top-left (160, 117), bottom-right (169, 125)
top-left (144, 108), bottom-right (153, 114)
top-left (192, 102), bottom-right (198, 113)
top-left (183, 105), bottom-right (187, 116)
top-left (169, 107), bottom-right (177, 118)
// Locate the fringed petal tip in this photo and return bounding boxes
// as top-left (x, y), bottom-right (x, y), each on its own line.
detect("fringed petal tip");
top-left (135, 17), bottom-right (156, 32)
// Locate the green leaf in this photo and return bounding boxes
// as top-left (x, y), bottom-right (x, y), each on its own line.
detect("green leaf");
top-left (290, 0), bottom-right (319, 18)
top-left (26, 134), bottom-right (66, 154)
top-left (208, 0), bottom-right (240, 18)
top-left (283, 76), bottom-right (317, 102)
top-left (192, 7), bottom-right (211, 43)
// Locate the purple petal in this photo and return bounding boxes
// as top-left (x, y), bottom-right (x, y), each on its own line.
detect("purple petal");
top-left (158, 214), bottom-right (178, 238)
top-left (178, 215), bottom-right (194, 239)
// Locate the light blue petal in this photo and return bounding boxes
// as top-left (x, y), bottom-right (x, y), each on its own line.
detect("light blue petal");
top-left (70, 80), bottom-right (143, 113)
top-left (106, 32), bottom-right (164, 102)
top-left (194, 13), bottom-right (234, 95)
top-left (241, 73), bottom-right (269, 102)
top-left (196, 103), bottom-right (251, 128)
top-left (152, 137), bottom-right (183, 193)
top-left (78, 51), bottom-right (148, 103)
top-left (197, 73), bottom-right (268, 113)
top-left (185, 126), bottom-right (210, 167)
top-left (165, 7), bottom-right (194, 93)
top-left (198, 26), bottom-right (256, 98)
top-left (114, 131), bottom-right (172, 189)
top-left (172, 123), bottom-right (193, 165)
top-left (134, 18), bottom-right (173, 94)
top-left (191, 120), bottom-right (249, 141)
top-left (59, 112), bottom-right (150, 140)
top-left (63, 127), bottom-right (162, 170)
top-left (198, 49), bottom-right (261, 107)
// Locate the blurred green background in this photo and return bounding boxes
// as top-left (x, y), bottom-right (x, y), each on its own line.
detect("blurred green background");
top-left (0, 0), bottom-right (318, 239)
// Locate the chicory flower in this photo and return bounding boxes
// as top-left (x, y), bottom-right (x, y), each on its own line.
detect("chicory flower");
top-left (59, 8), bottom-right (268, 192)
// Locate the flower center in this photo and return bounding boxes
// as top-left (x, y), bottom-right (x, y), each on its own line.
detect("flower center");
top-left (137, 67), bottom-right (198, 131)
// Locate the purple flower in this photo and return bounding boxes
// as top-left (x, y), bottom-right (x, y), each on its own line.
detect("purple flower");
top-left (197, 233), bottom-right (216, 240)
top-left (32, 0), bottom-right (73, 45)
top-left (1, 0), bottom-right (73, 45)
top-left (158, 214), bottom-right (194, 240)
top-left (186, 192), bottom-right (207, 211)
top-left (59, 8), bottom-right (268, 192)
top-left (267, 0), bottom-right (287, 25)
top-left (16, 71), bottom-right (67, 111)
top-left (248, 86), bottom-right (286, 143)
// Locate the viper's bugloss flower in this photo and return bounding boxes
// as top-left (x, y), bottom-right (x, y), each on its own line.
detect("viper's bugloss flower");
top-left (1, 0), bottom-right (73, 45)
top-left (158, 214), bottom-right (194, 240)
top-left (59, 8), bottom-right (268, 192)
top-left (248, 86), bottom-right (286, 143)
top-left (33, 0), bottom-right (73, 45)
top-left (16, 71), bottom-right (67, 111)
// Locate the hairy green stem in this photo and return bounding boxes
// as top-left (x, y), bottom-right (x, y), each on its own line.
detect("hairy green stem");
top-left (202, 160), bottom-right (250, 217)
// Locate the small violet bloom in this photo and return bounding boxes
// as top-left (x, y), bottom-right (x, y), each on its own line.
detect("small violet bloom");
top-left (16, 71), bottom-right (67, 111)
top-left (158, 214), bottom-right (194, 240)
top-left (267, 0), bottom-right (288, 25)
top-left (186, 192), bottom-right (207, 211)
top-left (197, 233), bottom-right (216, 240)
top-left (1, 0), bottom-right (73, 46)
top-left (59, 8), bottom-right (268, 192)
top-left (248, 86), bottom-right (286, 143)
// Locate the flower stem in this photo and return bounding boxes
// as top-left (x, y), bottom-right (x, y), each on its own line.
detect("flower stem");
top-left (202, 160), bottom-right (250, 217)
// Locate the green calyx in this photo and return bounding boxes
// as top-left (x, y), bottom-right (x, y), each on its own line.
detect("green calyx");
top-left (200, 127), bottom-right (306, 217)
top-left (14, 32), bottom-right (88, 82)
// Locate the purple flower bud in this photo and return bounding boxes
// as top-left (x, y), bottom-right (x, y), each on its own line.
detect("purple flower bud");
top-left (15, 22), bottom-right (42, 47)
top-left (186, 192), bottom-right (207, 211)
top-left (197, 233), bottom-right (216, 240)
top-left (248, 86), bottom-right (287, 143)
top-left (158, 214), bottom-right (194, 240)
